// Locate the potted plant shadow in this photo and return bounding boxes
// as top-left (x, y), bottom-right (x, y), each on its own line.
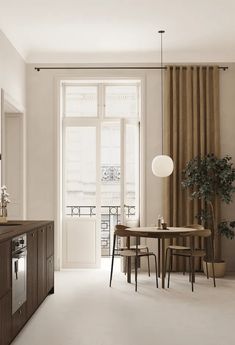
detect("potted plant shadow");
top-left (182, 154), bottom-right (235, 277)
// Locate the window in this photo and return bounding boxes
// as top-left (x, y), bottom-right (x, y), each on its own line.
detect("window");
top-left (64, 85), bottom-right (98, 117)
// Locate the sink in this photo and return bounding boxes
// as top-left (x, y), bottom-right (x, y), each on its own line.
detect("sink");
top-left (0, 222), bottom-right (22, 226)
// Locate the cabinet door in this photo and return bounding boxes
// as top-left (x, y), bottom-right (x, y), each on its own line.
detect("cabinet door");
top-left (27, 229), bottom-right (38, 317)
top-left (46, 223), bottom-right (54, 258)
top-left (0, 291), bottom-right (11, 345)
top-left (0, 240), bottom-right (11, 299)
top-left (37, 227), bottom-right (47, 304)
top-left (12, 302), bottom-right (26, 339)
top-left (47, 256), bottom-right (54, 294)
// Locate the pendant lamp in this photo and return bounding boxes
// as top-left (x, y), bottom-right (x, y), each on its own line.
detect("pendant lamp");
top-left (152, 30), bottom-right (174, 178)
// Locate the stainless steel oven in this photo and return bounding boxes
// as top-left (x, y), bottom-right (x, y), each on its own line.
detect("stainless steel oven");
top-left (12, 234), bottom-right (27, 314)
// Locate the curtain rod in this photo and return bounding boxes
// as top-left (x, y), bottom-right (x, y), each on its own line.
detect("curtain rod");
top-left (34, 66), bottom-right (228, 72)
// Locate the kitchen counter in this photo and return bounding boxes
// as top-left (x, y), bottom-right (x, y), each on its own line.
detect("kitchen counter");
top-left (0, 220), bottom-right (54, 345)
top-left (0, 220), bottom-right (53, 243)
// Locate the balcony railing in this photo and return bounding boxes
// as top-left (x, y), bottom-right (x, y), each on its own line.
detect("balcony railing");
top-left (66, 205), bottom-right (136, 256)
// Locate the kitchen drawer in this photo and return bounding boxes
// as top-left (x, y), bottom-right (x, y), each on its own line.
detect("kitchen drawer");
top-left (12, 303), bottom-right (26, 338)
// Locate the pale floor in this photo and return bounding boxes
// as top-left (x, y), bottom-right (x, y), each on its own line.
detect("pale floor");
top-left (12, 259), bottom-right (235, 345)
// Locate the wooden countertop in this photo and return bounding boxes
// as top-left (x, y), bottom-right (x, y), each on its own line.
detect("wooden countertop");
top-left (0, 220), bottom-right (53, 243)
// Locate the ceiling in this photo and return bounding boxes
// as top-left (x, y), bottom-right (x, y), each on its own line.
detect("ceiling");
top-left (0, 0), bottom-right (235, 63)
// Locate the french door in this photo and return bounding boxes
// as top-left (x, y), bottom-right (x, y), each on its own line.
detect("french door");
top-left (62, 81), bottom-right (140, 268)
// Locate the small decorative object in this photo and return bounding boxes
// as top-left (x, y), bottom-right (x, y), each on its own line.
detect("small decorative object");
top-left (0, 186), bottom-right (10, 223)
top-left (162, 222), bottom-right (168, 230)
top-left (157, 215), bottom-right (161, 229)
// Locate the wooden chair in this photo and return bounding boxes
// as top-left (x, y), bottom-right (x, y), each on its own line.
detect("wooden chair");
top-left (167, 228), bottom-right (216, 291)
top-left (115, 225), bottom-right (151, 276)
top-left (165, 224), bottom-right (204, 275)
top-left (109, 225), bottom-right (158, 291)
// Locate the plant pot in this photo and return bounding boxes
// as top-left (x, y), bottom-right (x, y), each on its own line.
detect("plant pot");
top-left (203, 260), bottom-right (226, 278)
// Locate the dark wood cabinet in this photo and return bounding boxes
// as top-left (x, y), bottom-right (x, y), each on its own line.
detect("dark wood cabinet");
top-left (12, 303), bottom-right (26, 339)
top-left (37, 226), bottom-right (47, 304)
top-left (46, 223), bottom-right (54, 259)
top-left (46, 223), bottom-right (54, 295)
top-left (0, 221), bottom-right (54, 344)
top-left (0, 240), bottom-right (11, 345)
top-left (0, 240), bottom-right (11, 299)
top-left (27, 229), bottom-right (38, 317)
top-left (0, 291), bottom-right (11, 345)
top-left (47, 256), bottom-right (54, 294)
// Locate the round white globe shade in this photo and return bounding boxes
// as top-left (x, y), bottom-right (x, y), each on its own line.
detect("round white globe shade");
top-left (152, 155), bottom-right (174, 177)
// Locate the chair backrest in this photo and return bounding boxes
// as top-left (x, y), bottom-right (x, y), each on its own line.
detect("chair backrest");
top-left (190, 228), bottom-right (211, 238)
top-left (184, 224), bottom-right (204, 230)
top-left (114, 224), bottom-right (130, 237)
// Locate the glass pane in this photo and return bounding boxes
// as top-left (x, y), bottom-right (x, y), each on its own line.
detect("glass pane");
top-left (105, 85), bottom-right (139, 118)
top-left (65, 86), bottom-right (97, 117)
top-left (101, 123), bottom-right (120, 256)
top-left (65, 127), bottom-right (96, 217)
top-left (125, 124), bottom-right (139, 221)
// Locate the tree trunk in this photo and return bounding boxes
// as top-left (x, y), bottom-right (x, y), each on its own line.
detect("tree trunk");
top-left (208, 200), bottom-right (221, 261)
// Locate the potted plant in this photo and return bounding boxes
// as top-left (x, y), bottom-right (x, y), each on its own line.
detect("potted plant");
top-left (0, 186), bottom-right (10, 223)
top-left (182, 154), bottom-right (235, 277)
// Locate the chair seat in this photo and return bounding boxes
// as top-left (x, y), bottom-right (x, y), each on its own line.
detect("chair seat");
top-left (174, 249), bottom-right (206, 257)
top-left (119, 250), bottom-right (154, 257)
top-left (119, 244), bottom-right (148, 251)
top-left (168, 245), bottom-right (190, 250)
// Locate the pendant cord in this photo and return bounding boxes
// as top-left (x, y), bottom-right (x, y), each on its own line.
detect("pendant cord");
top-left (159, 30), bottom-right (165, 154)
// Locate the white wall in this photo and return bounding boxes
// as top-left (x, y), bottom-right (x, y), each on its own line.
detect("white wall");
top-left (0, 31), bottom-right (26, 219)
top-left (0, 31), bottom-right (26, 108)
top-left (26, 63), bottom-right (235, 271)
top-left (26, 66), bottom-right (163, 268)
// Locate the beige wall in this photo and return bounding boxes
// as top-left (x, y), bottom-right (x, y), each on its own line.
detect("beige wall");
top-left (26, 63), bottom-right (235, 270)
top-left (220, 64), bottom-right (235, 271)
top-left (0, 31), bottom-right (26, 108)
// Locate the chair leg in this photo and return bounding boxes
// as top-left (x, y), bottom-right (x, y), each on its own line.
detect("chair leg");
top-left (167, 249), bottom-right (172, 288)
top-left (135, 255), bottom-right (138, 292)
top-left (165, 248), bottom-right (169, 278)
top-left (189, 256), bottom-right (194, 292)
top-left (211, 260), bottom-right (216, 287)
top-left (124, 257), bottom-right (127, 275)
top-left (205, 260), bottom-right (209, 279)
top-left (147, 248), bottom-right (151, 276)
top-left (153, 254), bottom-right (158, 288)
top-left (109, 234), bottom-right (116, 287)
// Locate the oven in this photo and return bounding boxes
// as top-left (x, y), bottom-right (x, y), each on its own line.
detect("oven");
top-left (12, 234), bottom-right (27, 314)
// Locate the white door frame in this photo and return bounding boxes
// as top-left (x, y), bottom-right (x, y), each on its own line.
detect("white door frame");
top-left (54, 75), bottom-right (146, 270)
top-left (0, 89), bottom-right (26, 219)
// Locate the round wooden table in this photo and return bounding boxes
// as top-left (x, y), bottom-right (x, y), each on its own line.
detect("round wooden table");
top-left (122, 226), bottom-right (198, 288)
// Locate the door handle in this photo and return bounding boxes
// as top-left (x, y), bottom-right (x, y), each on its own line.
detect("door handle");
top-left (14, 260), bottom-right (18, 280)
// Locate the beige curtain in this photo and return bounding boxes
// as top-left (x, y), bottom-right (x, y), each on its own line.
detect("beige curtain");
top-left (163, 65), bottom-right (220, 270)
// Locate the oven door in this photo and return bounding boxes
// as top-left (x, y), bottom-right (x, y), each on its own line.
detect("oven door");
top-left (12, 248), bottom-right (27, 314)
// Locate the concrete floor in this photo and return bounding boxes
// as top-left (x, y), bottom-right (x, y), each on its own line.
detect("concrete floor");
top-left (12, 259), bottom-right (235, 345)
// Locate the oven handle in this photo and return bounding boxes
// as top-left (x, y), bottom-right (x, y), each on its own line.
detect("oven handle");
top-left (13, 249), bottom-right (27, 280)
